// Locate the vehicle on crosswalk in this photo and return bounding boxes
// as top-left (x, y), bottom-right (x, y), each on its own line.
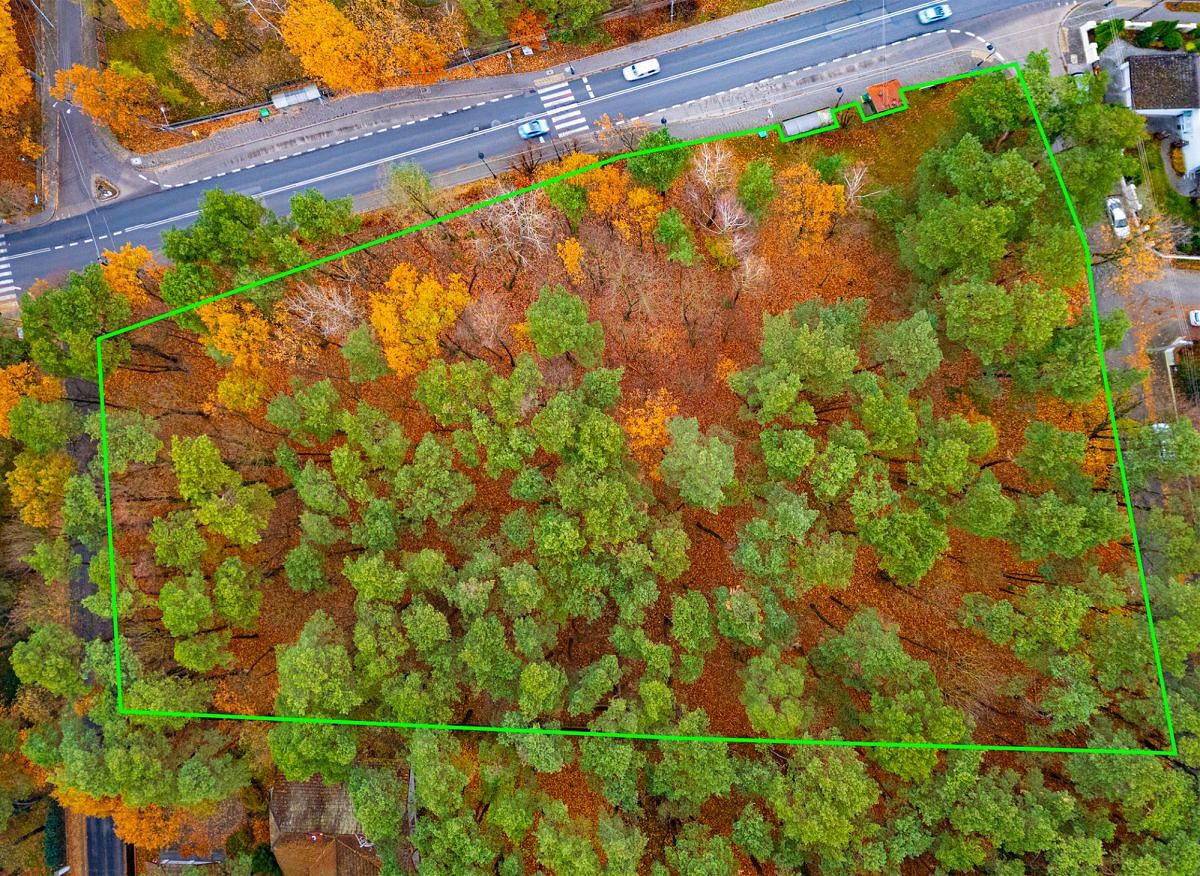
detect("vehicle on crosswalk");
top-left (518, 118), bottom-right (551, 139)
top-left (623, 58), bottom-right (661, 81)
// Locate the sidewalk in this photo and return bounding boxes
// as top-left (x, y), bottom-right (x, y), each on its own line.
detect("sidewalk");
top-left (663, 34), bottom-right (985, 137)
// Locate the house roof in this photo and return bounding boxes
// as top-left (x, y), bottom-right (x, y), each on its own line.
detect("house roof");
top-left (269, 774), bottom-right (412, 876)
top-left (271, 837), bottom-right (380, 876)
top-left (867, 79), bottom-right (903, 112)
top-left (1128, 55), bottom-right (1200, 110)
top-left (269, 779), bottom-right (364, 838)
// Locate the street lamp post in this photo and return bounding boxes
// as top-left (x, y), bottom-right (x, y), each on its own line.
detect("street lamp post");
top-left (458, 30), bottom-right (477, 74)
top-left (24, 0), bottom-right (53, 29)
top-left (478, 151), bottom-right (497, 179)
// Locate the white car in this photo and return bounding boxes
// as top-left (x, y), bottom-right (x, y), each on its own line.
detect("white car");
top-left (916, 4), bottom-right (952, 24)
top-left (1188, 309), bottom-right (1200, 327)
top-left (1106, 196), bottom-right (1130, 239)
top-left (622, 58), bottom-right (660, 81)
top-left (518, 119), bottom-right (550, 140)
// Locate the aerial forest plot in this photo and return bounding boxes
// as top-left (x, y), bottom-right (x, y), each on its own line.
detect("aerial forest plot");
top-left (68, 58), bottom-right (1174, 753)
top-left (7, 57), bottom-right (1200, 871)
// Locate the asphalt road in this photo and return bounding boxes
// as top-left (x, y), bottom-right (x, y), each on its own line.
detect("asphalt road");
top-left (0, 0), bottom-right (1044, 295)
top-left (86, 816), bottom-right (127, 876)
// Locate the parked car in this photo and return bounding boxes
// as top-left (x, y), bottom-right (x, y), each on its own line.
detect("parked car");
top-left (1106, 196), bottom-right (1131, 239)
top-left (622, 58), bottom-right (661, 81)
top-left (518, 118), bottom-right (550, 140)
top-left (916, 4), bottom-right (952, 24)
top-left (1188, 309), bottom-right (1200, 328)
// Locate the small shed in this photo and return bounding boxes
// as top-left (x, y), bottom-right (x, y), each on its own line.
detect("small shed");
top-left (271, 84), bottom-right (323, 111)
top-left (864, 79), bottom-right (903, 115)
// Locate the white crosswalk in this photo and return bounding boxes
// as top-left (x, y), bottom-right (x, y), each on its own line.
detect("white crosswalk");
top-left (536, 80), bottom-right (592, 139)
top-left (0, 236), bottom-right (18, 308)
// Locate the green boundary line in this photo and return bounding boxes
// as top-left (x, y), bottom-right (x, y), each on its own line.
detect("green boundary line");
top-left (94, 61), bottom-right (1177, 755)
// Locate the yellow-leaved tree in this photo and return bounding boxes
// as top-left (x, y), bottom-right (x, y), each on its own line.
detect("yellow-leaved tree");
top-left (557, 237), bottom-right (584, 285)
top-left (618, 186), bottom-right (663, 243)
top-left (109, 0), bottom-right (152, 29)
top-left (50, 65), bottom-right (157, 139)
top-left (621, 389), bottom-right (679, 480)
top-left (199, 299), bottom-right (272, 412)
top-left (0, 0), bottom-right (33, 122)
top-left (101, 243), bottom-right (154, 307)
top-left (280, 0), bottom-right (376, 93)
top-left (0, 361), bottom-right (60, 437)
top-left (775, 163), bottom-right (845, 255)
top-left (7, 450), bottom-right (73, 528)
top-left (369, 263), bottom-right (471, 380)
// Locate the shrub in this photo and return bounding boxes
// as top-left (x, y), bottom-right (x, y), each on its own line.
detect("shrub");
top-left (1171, 146), bottom-right (1188, 176)
top-left (43, 799), bottom-right (65, 869)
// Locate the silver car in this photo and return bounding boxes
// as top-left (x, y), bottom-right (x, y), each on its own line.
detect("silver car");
top-left (518, 119), bottom-right (550, 140)
top-left (1106, 196), bottom-right (1130, 239)
top-left (916, 4), bottom-right (952, 24)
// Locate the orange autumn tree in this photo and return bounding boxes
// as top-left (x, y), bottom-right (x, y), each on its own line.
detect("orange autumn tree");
top-left (50, 65), bottom-right (158, 139)
top-left (584, 164), bottom-right (630, 224)
top-left (775, 162), bottom-right (845, 255)
top-left (199, 299), bottom-right (272, 412)
top-left (0, 361), bottom-right (60, 437)
top-left (102, 243), bottom-right (154, 307)
top-left (370, 263), bottom-right (471, 380)
top-left (622, 388), bottom-right (679, 479)
top-left (112, 803), bottom-right (188, 850)
top-left (350, 0), bottom-right (456, 84)
top-left (6, 450), bottom-right (73, 528)
top-left (542, 151), bottom-right (599, 180)
top-left (385, 20), bottom-right (451, 83)
top-left (281, 0), bottom-right (376, 93)
top-left (508, 9), bottom-right (545, 47)
top-left (617, 186), bottom-right (663, 243)
top-left (108, 0), bottom-right (153, 29)
top-left (52, 787), bottom-right (120, 820)
top-left (0, 0), bottom-right (31, 122)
